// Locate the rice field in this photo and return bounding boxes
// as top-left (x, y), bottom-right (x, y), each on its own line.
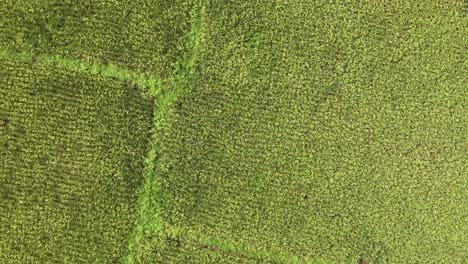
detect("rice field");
top-left (0, 59), bottom-right (153, 262)
top-left (0, 1), bottom-right (467, 263)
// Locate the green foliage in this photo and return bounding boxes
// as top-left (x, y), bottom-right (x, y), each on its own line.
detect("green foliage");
top-left (0, 48), bottom-right (163, 97)
top-left (0, 60), bottom-right (154, 263)
top-left (122, 2), bottom-right (208, 263)
top-left (1, 0), bottom-right (467, 263)
top-left (0, 0), bottom-right (195, 78)
top-left (148, 0), bottom-right (468, 263)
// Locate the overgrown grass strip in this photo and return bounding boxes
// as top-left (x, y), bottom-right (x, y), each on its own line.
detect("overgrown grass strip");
top-left (122, 2), bottom-right (207, 263)
top-left (0, 48), bottom-right (163, 97)
top-left (162, 227), bottom-right (325, 264)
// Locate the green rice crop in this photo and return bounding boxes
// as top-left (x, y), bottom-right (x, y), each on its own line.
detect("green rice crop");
top-left (1, 0), bottom-right (467, 263)
top-left (0, 59), bottom-right (153, 263)
top-left (0, 0), bottom-right (194, 78)
top-left (141, 1), bottom-right (467, 263)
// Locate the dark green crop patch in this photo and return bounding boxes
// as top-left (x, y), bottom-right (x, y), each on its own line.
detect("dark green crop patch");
top-left (0, 59), bottom-right (154, 263)
top-left (0, 0), bottom-right (195, 78)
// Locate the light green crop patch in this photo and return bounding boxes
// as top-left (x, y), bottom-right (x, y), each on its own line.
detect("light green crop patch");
top-left (152, 1), bottom-right (467, 263)
top-left (0, 59), bottom-right (154, 263)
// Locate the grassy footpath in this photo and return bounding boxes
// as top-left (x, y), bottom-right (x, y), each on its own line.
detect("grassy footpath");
top-left (0, 48), bottom-right (162, 97)
top-left (122, 2), bottom-right (211, 263)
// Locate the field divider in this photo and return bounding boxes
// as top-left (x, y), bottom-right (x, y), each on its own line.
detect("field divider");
top-left (163, 226), bottom-right (325, 264)
top-left (122, 1), bottom-right (207, 263)
top-left (121, 1), bottom-right (323, 262)
top-left (0, 48), bottom-right (163, 98)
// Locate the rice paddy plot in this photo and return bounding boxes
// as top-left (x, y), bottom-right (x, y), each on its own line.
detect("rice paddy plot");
top-left (0, 0), bottom-right (195, 77)
top-left (140, 1), bottom-right (467, 263)
top-left (0, 59), bottom-right (153, 263)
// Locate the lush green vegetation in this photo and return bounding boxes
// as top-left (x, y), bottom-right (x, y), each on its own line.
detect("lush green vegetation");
top-left (0, 0), bottom-right (194, 78)
top-left (146, 1), bottom-right (467, 263)
top-left (1, 0), bottom-right (467, 263)
top-left (0, 59), bottom-right (153, 262)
